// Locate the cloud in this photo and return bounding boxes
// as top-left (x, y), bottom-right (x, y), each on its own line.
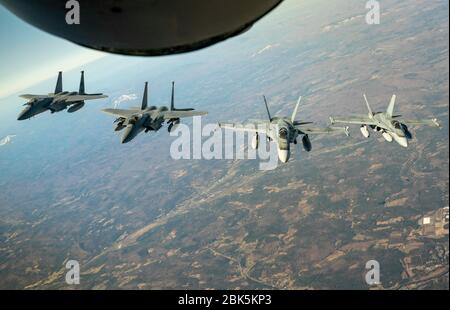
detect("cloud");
top-left (322, 14), bottom-right (365, 32)
top-left (251, 44), bottom-right (280, 58)
top-left (113, 94), bottom-right (138, 108)
top-left (0, 135), bottom-right (16, 146)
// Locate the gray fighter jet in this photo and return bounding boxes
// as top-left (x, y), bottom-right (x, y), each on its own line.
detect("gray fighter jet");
top-left (102, 82), bottom-right (208, 144)
top-left (18, 71), bottom-right (107, 120)
top-left (329, 94), bottom-right (440, 148)
top-left (219, 96), bottom-right (349, 163)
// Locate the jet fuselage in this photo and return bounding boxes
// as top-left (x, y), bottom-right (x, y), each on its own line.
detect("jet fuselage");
top-left (265, 117), bottom-right (299, 163)
top-left (17, 98), bottom-right (52, 120)
top-left (118, 106), bottom-right (169, 143)
top-left (367, 113), bottom-right (408, 147)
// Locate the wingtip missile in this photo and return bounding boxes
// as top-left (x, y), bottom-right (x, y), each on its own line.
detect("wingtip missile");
top-left (344, 126), bottom-right (350, 137)
top-left (432, 118), bottom-right (441, 127)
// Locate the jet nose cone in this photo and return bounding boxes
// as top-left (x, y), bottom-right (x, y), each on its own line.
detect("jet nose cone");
top-left (17, 109), bottom-right (29, 120)
top-left (121, 134), bottom-right (132, 144)
top-left (398, 137), bottom-right (408, 148)
top-left (392, 132), bottom-right (408, 148)
top-left (121, 125), bottom-right (134, 144)
top-left (278, 149), bottom-right (290, 163)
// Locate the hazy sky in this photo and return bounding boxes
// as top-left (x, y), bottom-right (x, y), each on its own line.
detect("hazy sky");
top-left (0, 5), bottom-right (106, 99)
top-left (0, 0), bottom-right (297, 100)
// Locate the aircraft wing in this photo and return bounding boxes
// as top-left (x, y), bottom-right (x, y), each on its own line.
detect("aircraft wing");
top-left (163, 110), bottom-right (208, 119)
top-left (218, 121), bottom-right (269, 134)
top-left (101, 108), bottom-right (139, 118)
top-left (246, 118), bottom-right (271, 123)
top-left (64, 94), bottom-right (108, 102)
top-left (298, 126), bottom-right (350, 136)
top-left (329, 115), bottom-right (377, 126)
top-left (402, 118), bottom-right (440, 127)
top-left (19, 94), bottom-right (49, 100)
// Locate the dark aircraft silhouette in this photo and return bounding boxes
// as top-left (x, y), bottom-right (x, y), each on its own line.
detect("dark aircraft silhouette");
top-left (0, 0), bottom-right (284, 56)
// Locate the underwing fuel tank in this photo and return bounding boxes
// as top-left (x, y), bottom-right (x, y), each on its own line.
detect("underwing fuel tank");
top-left (302, 135), bottom-right (312, 152)
top-left (382, 131), bottom-right (393, 142)
top-left (49, 101), bottom-right (67, 112)
top-left (0, 0), bottom-right (284, 56)
top-left (67, 102), bottom-right (85, 113)
top-left (360, 125), bottom-right (370, 138)
top-left (251, 133), bottom-right (259, 150)
top-left (278, 148), bottom-right (290, 163)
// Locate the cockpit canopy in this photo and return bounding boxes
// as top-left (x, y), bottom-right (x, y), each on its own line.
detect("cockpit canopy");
top-left (392, 120), bottom-right (402, 130)
top-left (278, 127), bottom-right (288, 139)
top-left (129, 115), bottom-right (141, 125)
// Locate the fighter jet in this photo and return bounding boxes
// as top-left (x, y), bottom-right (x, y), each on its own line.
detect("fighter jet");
top-left (17, 71), bottom-right (108, 120)
top-left (329, 94), bottom-right (440, 148)
top-left (219, 96), bottom-right (349, 163)
top-left (101, 82), bottom-right (208, 144)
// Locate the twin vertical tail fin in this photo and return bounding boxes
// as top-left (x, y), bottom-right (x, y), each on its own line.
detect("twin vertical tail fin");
top-left (263, 95), bottom-right (272, 121)
top-left (79, 71), bottom-right (85, 94)
top-left (386, 94), bottom-right (396, 118)
top-left (141, 82), bottom-right (148, 110)
top-left (169, 82), bottom-right (194, 111)
top-left (170, 81), bottom-right (175, 111)
top-left (291, 96), bottom-right (302, 123)
top-left (363, 93), bottom-right (397, 118)
top-left (55, 71), bottom-right (63, 94)
top-left (363, 93), bottom-right (374, 119)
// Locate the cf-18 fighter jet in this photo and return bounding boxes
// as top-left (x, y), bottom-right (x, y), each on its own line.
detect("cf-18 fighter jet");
top-left (18, 71), bottom-right (108, 120)
top-left (102, 82), bottom-right (208, 144)
top-left (219, 96), bottom-right (349, 163)
top-left (330, 94), bottom-right (440, 148)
